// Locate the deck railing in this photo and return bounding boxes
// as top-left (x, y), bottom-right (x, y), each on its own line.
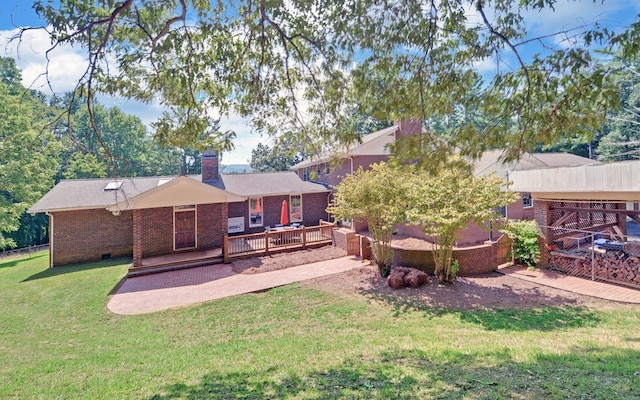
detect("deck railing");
top-left (224, 222), bottom-right (335, 262)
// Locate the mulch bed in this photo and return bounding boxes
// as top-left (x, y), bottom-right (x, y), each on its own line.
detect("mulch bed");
top-left (230, 245), bottom-right (638, 312)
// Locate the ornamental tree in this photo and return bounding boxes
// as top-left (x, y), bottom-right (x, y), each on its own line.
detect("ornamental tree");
top-left (327, 162), bottom-right (410, 275)
top-left (405, 161), bottom-right (518, 284)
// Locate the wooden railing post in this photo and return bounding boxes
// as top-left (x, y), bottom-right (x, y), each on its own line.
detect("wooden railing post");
top-left (302, 226), bottom-right (307, 248)
top-left (223, 234), bottom-right (230, 263)
top-left (265, 230), bottom-right (270, 255)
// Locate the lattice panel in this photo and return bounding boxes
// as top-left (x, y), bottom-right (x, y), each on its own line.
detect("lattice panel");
top-left (549, 201), bottom-right (619, 242)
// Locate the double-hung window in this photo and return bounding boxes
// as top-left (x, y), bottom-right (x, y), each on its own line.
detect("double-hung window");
top-left (249, 197), bottom-right (263, 227)
top-left (290, 194), bottom-right (302, 222)
top-left (522, 192), bottom-right (533, 208)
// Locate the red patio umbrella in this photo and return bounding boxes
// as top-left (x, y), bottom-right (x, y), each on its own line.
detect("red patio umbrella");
top-left (280, 200), bottom-right (289, 226)
top-left (254, 198), bottom-right (261, 213)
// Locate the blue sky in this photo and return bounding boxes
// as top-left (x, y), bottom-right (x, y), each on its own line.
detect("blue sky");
top-left (1, 1), bottom-right (639, 164)
top-left (0, 1), bottom-right (262, 165)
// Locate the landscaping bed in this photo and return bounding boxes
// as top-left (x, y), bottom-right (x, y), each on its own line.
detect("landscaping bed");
top-left (233, 245), bottom-right (630, 312)
top-left (231, 245), bottom-right (347, 274)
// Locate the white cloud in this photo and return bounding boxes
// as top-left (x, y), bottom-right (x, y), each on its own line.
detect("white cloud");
top-left (1, 27), bottom-right (87, 93)
top-left (474, 57), bottom-right (498, 73)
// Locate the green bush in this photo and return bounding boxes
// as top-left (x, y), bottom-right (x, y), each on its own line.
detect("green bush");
top-left (500, 220), bottom-right (541, 268)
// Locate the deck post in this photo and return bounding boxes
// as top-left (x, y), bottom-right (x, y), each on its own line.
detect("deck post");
top-left (302, 226), bottom-right (307, 248)
top-left (265, 230), bottom-right (270, 255)
top-left (223, 234), bottom-right (230, 263)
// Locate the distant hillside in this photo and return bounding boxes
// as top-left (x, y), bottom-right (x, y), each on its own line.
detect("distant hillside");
top-left (221, 164), bottom-right (253, 174)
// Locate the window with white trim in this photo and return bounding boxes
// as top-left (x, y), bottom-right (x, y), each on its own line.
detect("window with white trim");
top-left (303, 167), bottom-right (310, 181)
top-left (290, 194), bottom-right (302, 222)
top-left (249, 197), bottom-right (263, 227)
top-left (522, 192), bottom-right (533, 208)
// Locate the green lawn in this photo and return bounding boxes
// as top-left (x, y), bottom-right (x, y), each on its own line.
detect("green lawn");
top-left (1, 252), bottom-right (639, 399)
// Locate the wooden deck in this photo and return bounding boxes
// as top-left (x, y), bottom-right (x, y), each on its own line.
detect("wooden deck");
top-left (224, 222), bottom-right (335, 262)
top-left (128, 222), bottom-right (336, 277)
top-left (129, 248), bottom-right (224, 277)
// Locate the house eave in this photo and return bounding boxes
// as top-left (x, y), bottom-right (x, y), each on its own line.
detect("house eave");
top-left (28, 204), bottom-right (116, 215)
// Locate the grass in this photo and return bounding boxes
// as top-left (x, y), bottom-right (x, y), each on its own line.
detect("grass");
top-left (1, 251), bottom-right (640, 399)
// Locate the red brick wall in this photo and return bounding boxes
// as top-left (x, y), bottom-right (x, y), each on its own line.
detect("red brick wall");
top-left (137, 204), bottom-right (227, 258)
top-left (201, 152), bottom-right (219, 182)
top-left (228, 193), bottom-right (330, 234)
top-left (51, 209), bottom-right (133, 266)
top-left (139, 207), bottom-right (174, 257)
top-left (392, 246), bottom-right (435, 274)
top-left (302, 192), bottom-right (330, 226)
top-left (197, 203), bottom-right (227, 249)
top-left (299, 155), bottom-right (390, 188)
top-left (352, 234), bottom-right (511, 276)
top-left (228, 201), bottom-right (246, 219)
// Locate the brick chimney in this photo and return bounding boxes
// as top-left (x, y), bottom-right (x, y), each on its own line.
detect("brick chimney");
top-left (395, 119), bottom-right (422, 138)
top-left (201, 150), bottom-right (219, 182)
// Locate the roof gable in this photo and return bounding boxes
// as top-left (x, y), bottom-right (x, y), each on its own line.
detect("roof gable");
top-left (292, 125), bottom-right (399, 169)
top-left (107, 176), bottom-right (246, 211)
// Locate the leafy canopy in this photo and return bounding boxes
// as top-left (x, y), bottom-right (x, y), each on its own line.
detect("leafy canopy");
top-left (19, 0), bottom-right (640, 159)
top-left (327, 162), bottom-right (411, 274)
top-left (404, 161), bottom-right (518, 283)
top-left (0, 60), bottom-right (60, 249)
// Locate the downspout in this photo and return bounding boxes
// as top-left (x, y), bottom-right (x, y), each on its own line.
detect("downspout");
top-left (327, 189), bottom-right (333, 223)
top-left (505, 170), bottom-right (510, 219)
top-left (46, 212), bottom-right (53, 268)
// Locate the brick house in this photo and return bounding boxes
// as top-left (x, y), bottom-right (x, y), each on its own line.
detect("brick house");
top-left (292, 121), bottom-right (601, 245)
top-left (292, 119), bottom-right (422, 188)
top-left (28, 152), bottom-right (330, 268)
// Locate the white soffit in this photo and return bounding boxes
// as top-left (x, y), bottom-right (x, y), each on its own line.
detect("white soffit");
top-left (510, 161), bottom-right (640, 201)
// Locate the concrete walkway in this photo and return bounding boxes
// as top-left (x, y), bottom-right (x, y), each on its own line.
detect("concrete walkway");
top-left (108, 256), bottom-right (364, 315)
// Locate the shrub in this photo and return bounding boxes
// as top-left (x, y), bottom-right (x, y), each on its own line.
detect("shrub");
top-left (500, 220), bottom-right (541, 268)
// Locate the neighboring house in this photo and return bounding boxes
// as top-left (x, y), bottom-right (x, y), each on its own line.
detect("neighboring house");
top-left (390, 150), bottom-right (602, 245)
top-left (28, 151), bottom-right (330, 268)
top-left (292, 119), bottom-right (421, 231)
top-left (453, 150), bottom-right (604, 245)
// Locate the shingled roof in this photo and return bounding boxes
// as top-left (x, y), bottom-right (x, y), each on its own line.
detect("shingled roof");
top-left (29, 171), bottom-right (329, 214)
top-left (473, 150), bottom-right (601, 180)
top-left (291, 124), bottom-right (399, 169)
top-left (28, 176), bottom-right (167, 213)
top-left (209, 171), bottom-right (330, 197)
